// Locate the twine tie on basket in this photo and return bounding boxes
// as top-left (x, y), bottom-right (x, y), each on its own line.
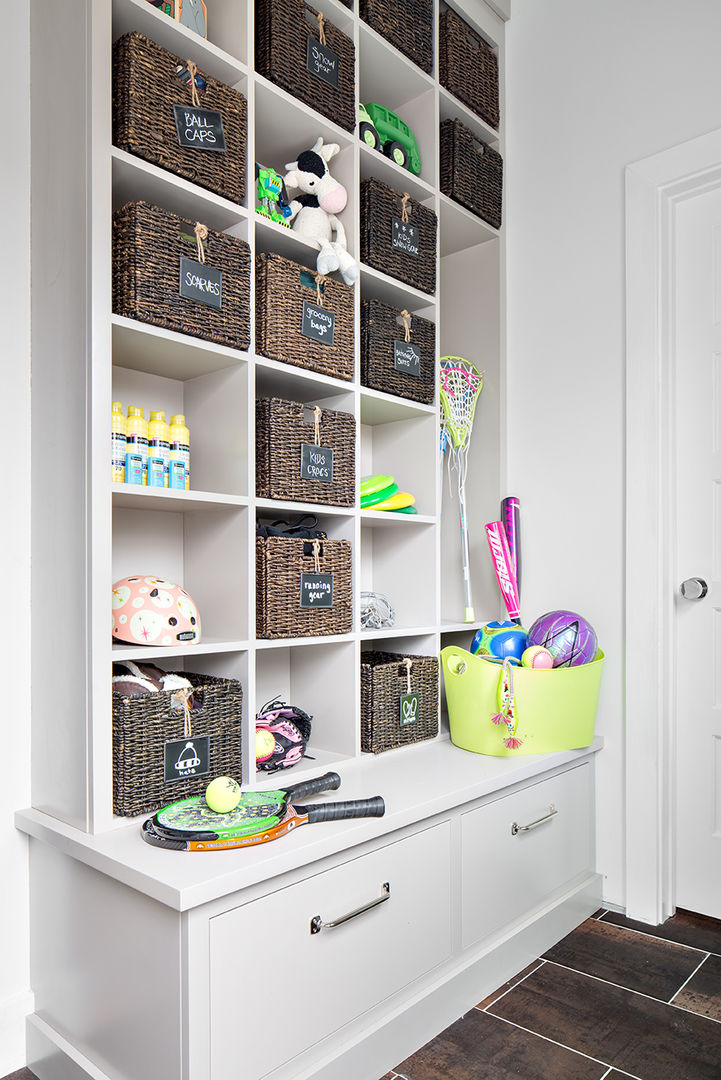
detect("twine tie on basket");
top-left (186, 60), bottom-right (201, 107)
top-left (179, 687), bottom-right (193, 738)
top-left (194, 222), bottom-right (208, 263)
top-left (314, 273), bottom-right (326, 307)
top-left (312, 539), bottom-right (321, 573)
top-left (401, 193), bottom-right (410, 224)
top-left (313, 405), bottom-right (322, 446)
top-left (403, 657), bottom-right (412, 695)
top-left (400, 309), bottom-right (412, 343)
top-left (316, 11), bottom-right (326, 44)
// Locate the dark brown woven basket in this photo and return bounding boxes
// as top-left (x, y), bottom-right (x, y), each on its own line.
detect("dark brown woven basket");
top-left (256, 536), bottom-right (353, 638)
top-left (255, 0), bottom-right (356, 131)
top-left (256, 253), bottom-right (355, 381)
top-left (361, 299), bottom-right (435, 403)
top-left (360, 651), bottom-right (439, 753)
top-left (256, 397), bottom-right (356, 506)
top-left (360, 179), bottom-right (437, 295)
top-left (113, 201), bottom-right (251, 350)
top-left (440, 118), bottom-right (503, 229)
top-left (113, 671), bottom-right (243, 816)
top-left (359, 0), bottom-right (433, 74)
top-left (113, 32), bottom-right (247, 205)
top-left (439, 8), bottom-right (499, 130)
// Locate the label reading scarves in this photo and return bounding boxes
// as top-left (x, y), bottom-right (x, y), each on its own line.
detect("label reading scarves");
top-left (179, 257), bottom-right (223, 309)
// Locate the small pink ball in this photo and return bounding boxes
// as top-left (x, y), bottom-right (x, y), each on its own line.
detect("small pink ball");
top-left (522, 645), bottom-right (554, 669)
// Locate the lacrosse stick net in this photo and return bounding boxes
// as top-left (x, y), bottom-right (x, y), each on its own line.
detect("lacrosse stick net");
top-left (440, 356), bottom-right (484, 623)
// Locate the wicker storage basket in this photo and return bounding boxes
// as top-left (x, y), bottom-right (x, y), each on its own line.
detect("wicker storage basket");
top-left (256, 253), bottom-right (355, 381)
top-left (361, 651), bottom-right (439, 754)
top-left (256, 535), bottom-right (353, 638)
top-left (256, 396), bottom-right (356, 506)
top-left (361, 299), bottom-right (435, 404)
top-left (113, 201), bottom-right (251, 350)
top-left (360, 179), bottom-right (437, 295)
top-left (113, 32), bottom-right (247, 204)
top-left (440, 118), bottom-right (503, 230)
top-left (255, 0), bottom-right (356, 131)
top-left (439, 8), bottom-right (499, 130)
top-left (113, 671), bottom-right (243, 816)
top-left (359, 0), bottom-right (433, 74)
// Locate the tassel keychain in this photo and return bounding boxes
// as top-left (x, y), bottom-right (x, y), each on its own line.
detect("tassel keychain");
top-left (491, 656), bottom-right (523, 750)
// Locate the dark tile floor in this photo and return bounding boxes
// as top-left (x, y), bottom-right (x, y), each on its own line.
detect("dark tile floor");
top-left (382, 907), bottom-right (721, 1080)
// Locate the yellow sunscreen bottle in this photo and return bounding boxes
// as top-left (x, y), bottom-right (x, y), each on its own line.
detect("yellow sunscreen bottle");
top-left (148, 410), bottom-right (170, 488)
top-left (111, 401), bottom-right (126, 483)
top-left (126, 405), bottom-right (148, 485)
top-left (169, 413), bottom-right (190, 490)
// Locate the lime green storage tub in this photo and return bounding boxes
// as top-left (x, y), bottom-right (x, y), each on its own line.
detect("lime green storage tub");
top-left (440, 646), bottom-right (604, 756)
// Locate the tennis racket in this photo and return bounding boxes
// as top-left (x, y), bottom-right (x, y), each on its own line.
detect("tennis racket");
top-left (141, 771), bottom-right (385, 851)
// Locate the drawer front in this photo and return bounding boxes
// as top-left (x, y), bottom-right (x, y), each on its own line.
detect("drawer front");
top-left (461, 762), bottom-right (593, 949)
top-left (209, 822), bottom-right (452, 1080)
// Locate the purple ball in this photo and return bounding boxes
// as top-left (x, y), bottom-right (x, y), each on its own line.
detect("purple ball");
top-left (527, 610), bottom-right (597, 667)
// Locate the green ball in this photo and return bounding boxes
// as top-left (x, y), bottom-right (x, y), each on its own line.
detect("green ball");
top-left (205, 776), bottom-right (241, 813)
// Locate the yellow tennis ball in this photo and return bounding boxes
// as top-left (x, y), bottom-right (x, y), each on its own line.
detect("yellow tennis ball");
top-left (522, 645), bottom-right (554, 669)
top-left (255, 729), bottom-right (276, 763)
top-left (205, 776), bottom-right (241, 813)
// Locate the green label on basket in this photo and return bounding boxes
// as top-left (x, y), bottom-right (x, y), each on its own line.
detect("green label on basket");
top-left (391, 218), bottom-right (419, 257)
top-left (163, 736), bottom-right (210, 783)
top-left (302, 300), bottom-right (335, 345)
top-left (400, 692), bottom-right (420, 726)
top-left (393, 340), bottom-right (421, 377)
top-left (179, 257), bottom-right (223, 309)
top-left (300, 572), bottom-right (334, 608)
top-left (172, 105), bottom-right (226, 151)
top-left (300, 443), bottom-right (334, 482)
top-left (306, 36), bottom-right (340, 89)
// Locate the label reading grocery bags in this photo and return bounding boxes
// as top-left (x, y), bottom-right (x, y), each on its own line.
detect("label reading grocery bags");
top-left (300, 443), bottom-right (334, 483)
top-left (172, 105), bottom-right (227, 151)
top-left (306, 37), bottom-right (340, 89)
top-left (302, 301), bottom-right (335, 345)
top-left (164, 736), bottom-right (210, 782)
top-left (300, 573), bottom-right (334, 608)
top-left (179, 257), bottom-right (223, 309)
top-left (391, 218), bottom-right (419, 257)
top-left (393, 340), bottom-right (421, 377)
top-left (400, 692), bottom-right (419, 726)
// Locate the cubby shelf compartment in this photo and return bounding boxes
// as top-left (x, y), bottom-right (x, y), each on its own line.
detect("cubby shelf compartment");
top-left (112, 638), bottom-right (250, 661)
top-left (358, 144), bottom-right (435, 205)
top-left (256, 498), bottom-right (357, 517)
top-left (111, 485), bottom-right (249, 512)
top-left (439, 193), bottom-right (499, 257)
top-left (253, 214), bottom-right (326, 266)
top-left (360, 389), bottom-right (436, 425)
top-left (255, 633), bottom-right (355, 649)
top-left (112, 315), bottom-right (250, 380)
top-left (256, 357), bottom-right (355, 404)
top-left (112, 0), bottom-right (249, 86)
top-left (111, 148), bottom-right (249, 230)
top-left (254, 76), bottom-right (355, 159)
top-left (360, 510), bottom-right (435, 526)
top-left (360, 264), bottom-right (437, 310)
top-left (361, 624), bottom-right (440, 639)
top-left (358, 20), bottom-right (435, 103)
top-left (439, 86), bottom-right (501, 149)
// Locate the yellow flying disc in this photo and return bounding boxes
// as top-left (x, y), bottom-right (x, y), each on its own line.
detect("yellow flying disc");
top-left (373, 490), bottom-right (416, 511)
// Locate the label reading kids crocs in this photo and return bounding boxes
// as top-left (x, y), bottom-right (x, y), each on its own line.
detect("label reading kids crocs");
top-left (300, 443), bottom-right (334, 483)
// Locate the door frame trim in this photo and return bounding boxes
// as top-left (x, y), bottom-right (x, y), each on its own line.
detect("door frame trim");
top-left (626, 129), bottom-right (721, 923)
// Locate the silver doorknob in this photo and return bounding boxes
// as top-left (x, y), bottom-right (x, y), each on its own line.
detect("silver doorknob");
top-left (680, 577), bottom-right (708, 600)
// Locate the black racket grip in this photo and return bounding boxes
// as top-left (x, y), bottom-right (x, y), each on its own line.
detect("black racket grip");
top-left (300, 797), bottom-right (386, 823)
top-left (284, 771), bottom-right (342, 801)
top-left (142, 819), bottom-right (188, 851)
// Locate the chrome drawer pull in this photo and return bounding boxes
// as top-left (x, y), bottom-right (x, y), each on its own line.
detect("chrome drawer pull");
top-left (310, 882), bottom-right (390, 935)
top-left (511, 805), bottom-right (557, 836)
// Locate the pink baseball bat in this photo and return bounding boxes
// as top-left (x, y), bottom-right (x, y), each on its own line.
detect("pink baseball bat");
top-left (485, 520), bottom-right (521, 624)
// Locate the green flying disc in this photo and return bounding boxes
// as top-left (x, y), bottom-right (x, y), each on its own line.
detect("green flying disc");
top-left (360, 482), bottom-right (399, 508)
top-left (390, 505), bottom-right (418, 515)
top-left (360, 474), bottom-right (394, 498)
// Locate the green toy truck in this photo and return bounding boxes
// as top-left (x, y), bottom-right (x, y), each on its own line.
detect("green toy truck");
top-left (358, 103), bottom-right (421, 175)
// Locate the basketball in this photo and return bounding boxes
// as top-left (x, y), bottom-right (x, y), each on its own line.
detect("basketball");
top-left (471, 620), bottom-right (528, 664)
top-left (527, 610), bottom-right (597, 667)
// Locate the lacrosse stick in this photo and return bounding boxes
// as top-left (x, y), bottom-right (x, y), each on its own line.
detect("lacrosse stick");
top-left (440, 356), bottom-right (484, 623)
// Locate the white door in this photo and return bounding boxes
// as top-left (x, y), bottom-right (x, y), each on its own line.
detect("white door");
top-left (674, 185), bottom-right (721, 917)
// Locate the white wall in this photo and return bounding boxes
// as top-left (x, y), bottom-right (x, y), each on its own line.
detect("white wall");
top-left (0, 0), bottom-right (33, 1070)
top-left (505, 0), bottom-right (721, 905)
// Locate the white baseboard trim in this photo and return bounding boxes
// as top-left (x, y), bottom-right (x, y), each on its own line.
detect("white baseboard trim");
top-left (0, 989), bottom-right (35, 1077)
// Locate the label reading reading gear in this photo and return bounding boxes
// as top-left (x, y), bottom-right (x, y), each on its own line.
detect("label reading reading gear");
top-left (391, 217), bottom-right (419, 258)
top-left (393, 340), bottom-right (421, 377)
top-left (164, 736), bottom-right (210, 783)
top-left (306, 36), bottom-right (340, 89)
top-left (172, 105), bottom-right (226, 151)
top-left (400, 692), bottom-right (420, 726)
top-left (300, 443), bottom-right (334, 483)
top-left (300, 572), bottom-right (334, 608)
top-left (301, 300), bottom-right (335, 346)
top-left (179, 257), bottom-right (223, 309)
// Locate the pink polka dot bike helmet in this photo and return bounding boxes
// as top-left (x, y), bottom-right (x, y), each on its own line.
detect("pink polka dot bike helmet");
top-left (112, 576), bottom-right (201, 646)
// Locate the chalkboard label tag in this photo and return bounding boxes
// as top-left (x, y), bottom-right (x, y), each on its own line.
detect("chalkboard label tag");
top-left (300, 572), bottom-right (334, 608)
top-left (179, 256), bottom-right (223, 309)
top-left (300, 443), bottom-right (334, 483)
top-left (301, 300), bottom-right (335, 346)
top-left (391, 217), bottom-right (419, 257)
top-left (400, 692), bottom-right (420, 726)
top-left (393, 340), bottom-right (421, 377)
top-left (164, 735), bottom-right (210, 782)
top-left (306, 36), bottom-right (340, 88)
top-left (172, 105), bottom-right (226, 151)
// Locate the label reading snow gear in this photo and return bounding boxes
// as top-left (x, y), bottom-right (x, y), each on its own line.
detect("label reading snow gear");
top-left (179, 257), bottom-right (223, 309)
top-left (306, 37), bottom-right (340, 89)
top-left (391, 218), bottom-right (419, 257)
top-left (393, 340), bottom-right (421, 376)
top-left (172, 105), bottom-right (226, 151)
top-left (300, 443), bottom-right (334, 483)
top-left (400, 692), bottom-right (419, 726)
top-left (301, 301), bottom-right (335, 345)
top-left (164, 736), bottom-right (210, 782)
top-left (300, 573), bottom-right (334, 608)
